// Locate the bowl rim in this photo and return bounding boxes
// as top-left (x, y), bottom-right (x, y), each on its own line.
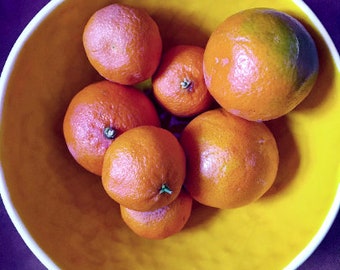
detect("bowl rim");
top-left (0, 1), bottom-right (63, 269)
top-left (286, 1), bottom-right (340, 269)
top-left (0, 0), bottom-right (339, 269)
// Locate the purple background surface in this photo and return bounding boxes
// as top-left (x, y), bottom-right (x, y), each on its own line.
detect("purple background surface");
top-left (0, 0), bottom-right (339, 269)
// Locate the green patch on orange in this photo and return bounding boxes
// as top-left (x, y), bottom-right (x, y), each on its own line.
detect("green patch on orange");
top-left (203, 8), bottom-right (319, 121)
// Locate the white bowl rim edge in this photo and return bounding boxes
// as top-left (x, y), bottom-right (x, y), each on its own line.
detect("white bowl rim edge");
top-left (0, 1), bottom-right (63, 269)
top-left (285, 0), bottom-right (340, 269)
top-left (0, 0), bottom-right (339, 270)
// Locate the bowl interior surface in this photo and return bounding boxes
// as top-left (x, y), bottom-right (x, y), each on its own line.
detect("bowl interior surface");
top-left (0, 0), bottom-right (340, 269)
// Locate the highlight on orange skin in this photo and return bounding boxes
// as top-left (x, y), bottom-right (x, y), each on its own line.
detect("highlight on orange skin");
top-left (102, 126), bottom-right (186, 212)
top-left (203, 8), bottom-right (319, 121)
top-left (83, 3), bottom-right (162, 85)
top-left (180, 108), bottom-right (279, 209)
top-left (120, 189), bottom-right (193, 239)
top-left (63, 80), bottom-right (160, 176)
top-left (152, 45), bottom-right (214, 117)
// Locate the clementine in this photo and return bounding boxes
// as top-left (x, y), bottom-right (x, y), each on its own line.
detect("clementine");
top-left (63, 80), bottom-right (160, 176)
top-left (83, 3), bottom-right (162, 85)
top-left (152, 45), bottom-right (214, 117)
top-left (180, 108), bottom-right (279, 209)
top-left (120, 189), bottom-right (192, 239)
top-left (203, 8), bottom-right (319, 121)
top-left (102, 126), bottom-right (186, 211)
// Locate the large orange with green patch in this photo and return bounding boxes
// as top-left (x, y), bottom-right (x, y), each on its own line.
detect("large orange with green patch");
top-left (203, 8), bottom-right (319, 121)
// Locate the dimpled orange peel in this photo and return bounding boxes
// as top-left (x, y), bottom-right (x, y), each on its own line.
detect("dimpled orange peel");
top-left (203, 8), bottom-right (319, 121)
top-left (63, 80), bottom-right (160, 176)
top-left (180, 108), bottom-right (279, 208)
top-left (102, 126), bottom-right (186, 212)
top-left (83, 3), bottom-right (162, 85)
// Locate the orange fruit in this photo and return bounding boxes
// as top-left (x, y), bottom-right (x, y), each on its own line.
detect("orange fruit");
top-left (102, 125), bottom-right (186, 211)
top-left (203, 8), bottom-right (319, 121)
top-left (63, 80), bottom-right (160, 176)
top-left (152, 45), bottom-right (214, 117)
top-left (180, 108), bottom-right (279, 209)
top-left (120, 189), bottom-right (193, 239)
top-left (83, 3), bottom-right (162, 85)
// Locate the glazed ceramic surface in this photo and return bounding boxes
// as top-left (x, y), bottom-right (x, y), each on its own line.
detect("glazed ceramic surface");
top-left (0, 0), bottom-right (339, 269)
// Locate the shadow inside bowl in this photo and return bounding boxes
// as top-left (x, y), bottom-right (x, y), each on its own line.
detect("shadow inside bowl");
top-left (285, 11), bottom-right (336, 111)
top-left (261, 11), bottom-right (337, 198)
top-left (151, 6), bottom-right (211, 52)
top-left (184, 200), bottom-right (221, 230)
top-left (262, 116), bottom-right (301, 198)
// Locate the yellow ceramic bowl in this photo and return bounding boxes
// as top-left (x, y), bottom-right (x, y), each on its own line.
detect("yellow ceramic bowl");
top-left (1, 0), bottom-right (340, 269)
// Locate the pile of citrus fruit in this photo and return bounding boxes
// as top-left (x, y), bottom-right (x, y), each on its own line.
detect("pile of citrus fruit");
top-left (63, 3), bottom-right (319, 239)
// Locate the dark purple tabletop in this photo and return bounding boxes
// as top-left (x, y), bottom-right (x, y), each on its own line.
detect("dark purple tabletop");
top-left (0, 0), bottom-right (339, 269)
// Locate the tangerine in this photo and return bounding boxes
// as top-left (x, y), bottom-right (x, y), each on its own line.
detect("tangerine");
top-left (180, 108), bottom-right (279, 209)
top-left (102, 126), bottom-right (186, 211)
top-left (83, 3), bottom-right (162, 85)
top-left (120, 189), bottom-right (192, 239)
top-left (203, 8), bottom-right (319, 121)
top-left (152, 45), bottom-right (213, 117)
top-left (63, 80), bottom-right (160, 176)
